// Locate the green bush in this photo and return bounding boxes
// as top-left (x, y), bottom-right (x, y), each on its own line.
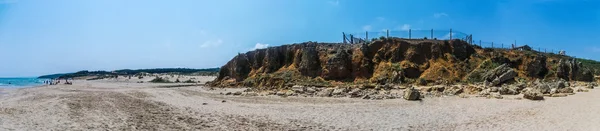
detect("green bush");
top-left (150, 77), bottom-right (172, 83)
top-left (417, 78), bottom-right (427, 86)
top-left (183, 80), bottom-right (196, 83)
top-left (391, 63), bottom-right (403, 71)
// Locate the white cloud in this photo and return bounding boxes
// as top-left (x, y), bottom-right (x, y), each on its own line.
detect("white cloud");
top-left (200, 39), bottom-right (223, 48)
top-left (0, 0), bottom-right (18, 4)
top-left (434, 13), bottom-right (449, 18)
top-left (362, 25), bottom-right (372, 31)
top-left (327, 0), bottom-right (339, 6)
top-left (250, 43), bottom-right (269, 51)
top-left (396, 24), bottom-right (411, 31)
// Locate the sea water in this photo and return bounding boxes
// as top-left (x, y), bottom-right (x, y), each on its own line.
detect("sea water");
top-left (0, 78), bottom-right (49, 88)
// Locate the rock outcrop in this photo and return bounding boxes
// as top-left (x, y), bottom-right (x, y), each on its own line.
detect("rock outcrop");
top-left (482, 64), bottom-right (517, 86)
top-left (403, 87), bottom-right (421, 100)
top-left (209, 38), bottom-right (595, 89)
top-left (557, 58), bottom-right (594, 82)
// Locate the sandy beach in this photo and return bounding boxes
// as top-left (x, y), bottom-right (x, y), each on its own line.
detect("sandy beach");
top-left (0, 77), bottom-right (598, 130)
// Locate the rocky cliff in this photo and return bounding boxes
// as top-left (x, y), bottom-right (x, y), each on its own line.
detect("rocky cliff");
top-left (209, 38), bottom-right (594, 89)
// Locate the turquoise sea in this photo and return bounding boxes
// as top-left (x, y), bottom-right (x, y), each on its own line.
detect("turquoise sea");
top-left (0, 78), bottom-right (49, 88)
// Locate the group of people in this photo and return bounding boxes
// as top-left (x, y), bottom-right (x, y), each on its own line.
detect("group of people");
top-left (44, 79), bottom-right (72, 85)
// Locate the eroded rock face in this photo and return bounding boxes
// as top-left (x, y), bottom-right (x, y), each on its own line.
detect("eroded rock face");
top-left (323, 49), bottom-right (352, 80)
top-left (298, 44), bottom-right (321, 77)
top-left (209, 38), bottom-right (595, 88)
top-left (557, 59), bottom-right (594, 82)
top-left (522, 55), bottom-right (548, 78)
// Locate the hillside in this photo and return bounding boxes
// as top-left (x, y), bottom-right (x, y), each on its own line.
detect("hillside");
top-left (209, 38), bottom-right (594, 90)
top-left (38, 68), bottom-right (220, 79)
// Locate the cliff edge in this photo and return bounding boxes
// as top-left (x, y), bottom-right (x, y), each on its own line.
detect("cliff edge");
top-left (209, 38), bottom-right (593, 90)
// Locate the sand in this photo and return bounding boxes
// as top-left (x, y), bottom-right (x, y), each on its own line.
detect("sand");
top-left (0, 77), bottom-right (598, 130)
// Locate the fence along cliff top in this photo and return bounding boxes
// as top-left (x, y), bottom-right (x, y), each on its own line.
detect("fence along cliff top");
top-left (342, 28), bottom-right (567, 56)
top-left (343, 29), bottom-right (472, 44)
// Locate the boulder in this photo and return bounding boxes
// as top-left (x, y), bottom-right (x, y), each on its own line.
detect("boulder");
top-left (266, 91), bottom-right (276, 95)
top-left (443, 86), bottom-right (463, 95)
top-left (556, 80), bottom-right (566, 89)
top-left (483, 64), bottom-right (517, 86)
top-left (332, 87), bottom-right (348, 96)
top-left (403, 87), bottom-right (421, 101)
top-left (361, 95), bottom-right (370, 99)
top-left (557, 87), bottom-right (574, 93)
top-left (348, 88), bottom-right (363, 98)
top-left (550, 94), bottom-right (568, 97)
top-left (478, 89), bottom-right (491, 96)
top-left (576, 88), bottom-right (589, 92)
top-left (533, 84), bottom-right (551, 94)
top-left (489, 93), bottom-right (503, 99)
top-left (586, 85), bottom-right (594, 89)
top-left (549, 88), bottom-right (558, 94)
top-left (430, 85), bottom-right (445, 92)
top-left (463, 85), bottom-right (483, 94)
top-left (291, 85), bottom-right (305, 93)
top-left (490, 87), bottom-right (499, 92)
top-left (523, 90), bottom-right (544, 100)
top-left (233, 91), bottom-right (243, 95)
top-left (306, 87), bottom-right (317, 93)
top-left (242, 92), bottom-right (258, 96)
top-left (498, 86), bottom-right (519, 95)
top-left (317, 88), bottom-right (335, 97)
top-left (284, 90), bottom-right (295, 96)
top-left (276, 90), bottom-right (287, 96)
top-left (370, 94), bottom-right (385, 100)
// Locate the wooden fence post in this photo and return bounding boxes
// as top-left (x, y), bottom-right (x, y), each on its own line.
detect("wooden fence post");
top-left (366, 31), bottom-right (368, 41)
top-left (386, 30), bottom-right (389, 38)
top-left (431, 29), bottom-right (433, 39)
top-left (343, 32), bottom-right (346, 44)
top-left (449, 28), bottom-right (452, 40)
top-left (409, 29), bottom-right (412, 39)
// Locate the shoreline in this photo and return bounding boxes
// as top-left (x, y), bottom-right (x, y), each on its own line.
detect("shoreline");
top-left (0, 76), bottom-right (598, 130)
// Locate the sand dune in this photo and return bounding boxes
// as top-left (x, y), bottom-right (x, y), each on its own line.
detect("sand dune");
top-left (0, 79), bottom-right (598, 130)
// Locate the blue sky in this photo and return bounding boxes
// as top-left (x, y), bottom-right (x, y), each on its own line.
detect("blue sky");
top-left (0, 0), bottom-right (599, 77)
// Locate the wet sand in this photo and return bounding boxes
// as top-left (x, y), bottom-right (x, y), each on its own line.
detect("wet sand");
top-left (0, 78), bottom-right (598, 130)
